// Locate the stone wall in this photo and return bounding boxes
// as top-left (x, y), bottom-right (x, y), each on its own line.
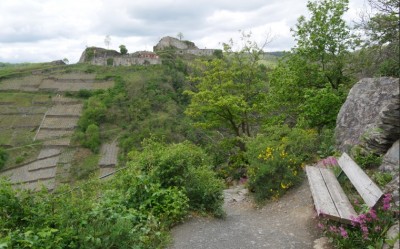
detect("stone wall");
top-left (78, 47), bottom-right (161, 66)
top-left (90, 55), bottom-right (161, 66)
top-left (175, 49), bottom-right (217, 56)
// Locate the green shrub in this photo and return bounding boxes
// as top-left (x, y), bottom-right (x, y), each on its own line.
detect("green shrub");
top-left (247, 146), bottom-right (303, 202)
top-left (107, 172), bottom-right (189, 228)
top-left (186, 167), bottom-right (224, 217)
top-left (299, 85), bottom-right (345, 129)
top-left (245, 126), bottom-right (319, 201)
top-left (0, 148), bottom-right (8, 169)
top-left (316, 127), bottom-right (336, 158)
top-left (371, 171), bottom-right (393, 188)
top-left (128, 139), bottom-right (224, 216)
top-left (77, 89), bottom-right (93, 99)
top-left (15, 156), bottom-right (24, 165)
top-left (209, 137), bottom-right (248, 181)
top-left (82, 124), bottom-right (101, 153)
top-left (78, 97), bottom-right (107, 131)
top-left (351, 146), bottom-right (382, 169)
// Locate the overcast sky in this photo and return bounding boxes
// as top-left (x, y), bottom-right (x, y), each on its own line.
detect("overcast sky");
top-left (0, 0), bottom-right (367, 64)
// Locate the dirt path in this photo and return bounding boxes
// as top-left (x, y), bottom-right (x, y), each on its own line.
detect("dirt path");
top-left (169, 180), bottom-right (322, 249)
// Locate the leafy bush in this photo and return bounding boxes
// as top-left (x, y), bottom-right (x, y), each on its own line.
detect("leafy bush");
top-left (78, 97), bottom-right (107, 131)
top-left (128, 138), bottom-right (224, 216)
top-left (351, 146), bottom-right (382, 169)
top-left (0, 162), bottom-right (190, 248)
top-left (247, 146), bottom-right (303, 202)
top-left (82, 124), bottom-right (101, 153)
top-left (319, 194), bottom-right (397, 249)
top-left (106, 172), bottom-right (189, 228)
top-left (371, 171), bottom-right (393, 188)
top-left (185, 167), bottom-right (225, 217)
top-left (245, 126), bottom-right (319, 201)
top-left (299, 85), bottom-right (345, 129)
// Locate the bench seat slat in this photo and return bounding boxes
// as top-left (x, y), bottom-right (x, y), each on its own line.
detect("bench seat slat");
top-left (338, 153), bottom-right (384, 208)
top-left (306, 166), bottom-right (339, 219)
top-left (319, 168), bottom-right (357, 221)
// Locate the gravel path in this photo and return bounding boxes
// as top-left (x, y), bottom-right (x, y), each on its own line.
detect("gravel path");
top-left (169, 180), bottom-right (321, 249)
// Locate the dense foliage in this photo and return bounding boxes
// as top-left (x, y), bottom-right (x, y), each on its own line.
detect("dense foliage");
top-left (0, 139), bottom-right (223, 248)
top-left (0, 0), bottom-right (398, 248)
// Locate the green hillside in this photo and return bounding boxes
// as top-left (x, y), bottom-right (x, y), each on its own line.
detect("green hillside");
top-left (0, 0), bottom-right (398, 246)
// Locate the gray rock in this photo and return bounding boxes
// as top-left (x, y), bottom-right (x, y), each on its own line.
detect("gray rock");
top-left (380, 140), bottom-right (400, 173)
top-left (383, 222), bottom-right (399, 249)
top-left (313, 237), bottom-right (333, 249)
top-left (335, 77), bottom-right (400, 154)
top-left (153, 36), bottom-right (198, 51)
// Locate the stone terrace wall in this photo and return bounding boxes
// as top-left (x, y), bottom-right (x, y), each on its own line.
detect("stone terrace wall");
top-left (90, 55), bottom-right (161, 66)
top-left (176, 49), bottom-right (217, 56)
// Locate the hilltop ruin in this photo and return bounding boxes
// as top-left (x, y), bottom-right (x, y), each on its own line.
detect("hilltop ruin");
top-left (79, 36), bottom-right (220, 66)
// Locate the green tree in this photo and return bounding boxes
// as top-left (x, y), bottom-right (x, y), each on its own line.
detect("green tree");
top-left (119, 44), bottom-right (128, 55)
top-left (356, 0), bottom-right (399, 76)
top-left (291, 0), bottom-right (353, 89)
top-left (184, 36), bottom-right (268, 146)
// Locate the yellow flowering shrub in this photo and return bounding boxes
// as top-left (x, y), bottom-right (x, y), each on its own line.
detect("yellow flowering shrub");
top-left (245, 126), bottom-right (318, 202)
top-left (247, 146), bottom-right (303, 202)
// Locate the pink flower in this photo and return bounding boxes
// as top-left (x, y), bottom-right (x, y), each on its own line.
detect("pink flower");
top-left (383, 194), bottom-right (392, 211)
top-left (339, 226), bottom-right (348, 239)
top-left (317, 223), bottom-right (325, 229)
top-left (368, 209), bottom-right (377, 220)
top-left (329, 225), bottom-right (338, 233)
top-left (374, 226), bottom-right (382, 232)
top-left (350, 216), bottom-right (358, 226)
top-left (361, 225), bottom-right (369, 239)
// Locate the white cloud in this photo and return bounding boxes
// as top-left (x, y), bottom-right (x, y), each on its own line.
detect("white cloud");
top-left (0, 0), bottom-right (366, 63)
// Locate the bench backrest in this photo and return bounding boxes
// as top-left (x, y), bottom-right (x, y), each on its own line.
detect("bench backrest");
top-left (337, 152), bottom-right (384, 208)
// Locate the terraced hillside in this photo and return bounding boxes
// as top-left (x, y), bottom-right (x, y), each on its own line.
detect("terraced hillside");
top-left (0, 68), bottom-right (117, 191)
top-left (0, 72), bottom-right (114, 92)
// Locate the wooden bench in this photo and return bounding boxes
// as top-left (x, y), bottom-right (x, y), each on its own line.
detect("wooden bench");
top-left (306, 152), bottom-right (384, 223)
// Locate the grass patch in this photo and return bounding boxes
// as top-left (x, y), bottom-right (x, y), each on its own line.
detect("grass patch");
top-left (2, 143), bottom-right (42, 169)
top-left (0, 62), bottom-right (65, 81)
top-left (70, 148), bottom-right (100, 181)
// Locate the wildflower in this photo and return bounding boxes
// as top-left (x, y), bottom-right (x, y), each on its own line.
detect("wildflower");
top-left (361, 225), bottom-right (369, 239)
top-left (350, 216), bottom-right (359, 227)
top-left (383, 194), bottom-right (392, 211)
top-left (329, 225), bottom-right (338, 233)
top-left (339, 226), bottom-right (348, 239)
top-left (368, 209), bottom-right (377, 220)
top-left (280, 182), bottom-right (290, 189)
top-left (317, 222), bottom-right (325, 229)
top-left (374, 226), bottom-right (382, 232)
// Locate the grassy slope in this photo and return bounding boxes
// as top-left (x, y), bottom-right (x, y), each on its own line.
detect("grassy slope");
top-left (0, 52), bottom-right (279, 176)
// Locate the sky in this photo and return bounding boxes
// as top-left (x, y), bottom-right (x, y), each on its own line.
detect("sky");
top-left (0, 0), bottom-right (368, 64)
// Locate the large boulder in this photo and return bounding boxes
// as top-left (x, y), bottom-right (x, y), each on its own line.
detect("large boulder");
top-left (335, 77), bottom-right (399, 154)
top-left (153, 36), bottom-right (198, 51)
top-left (78, 47), bottom-right (120, 63)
